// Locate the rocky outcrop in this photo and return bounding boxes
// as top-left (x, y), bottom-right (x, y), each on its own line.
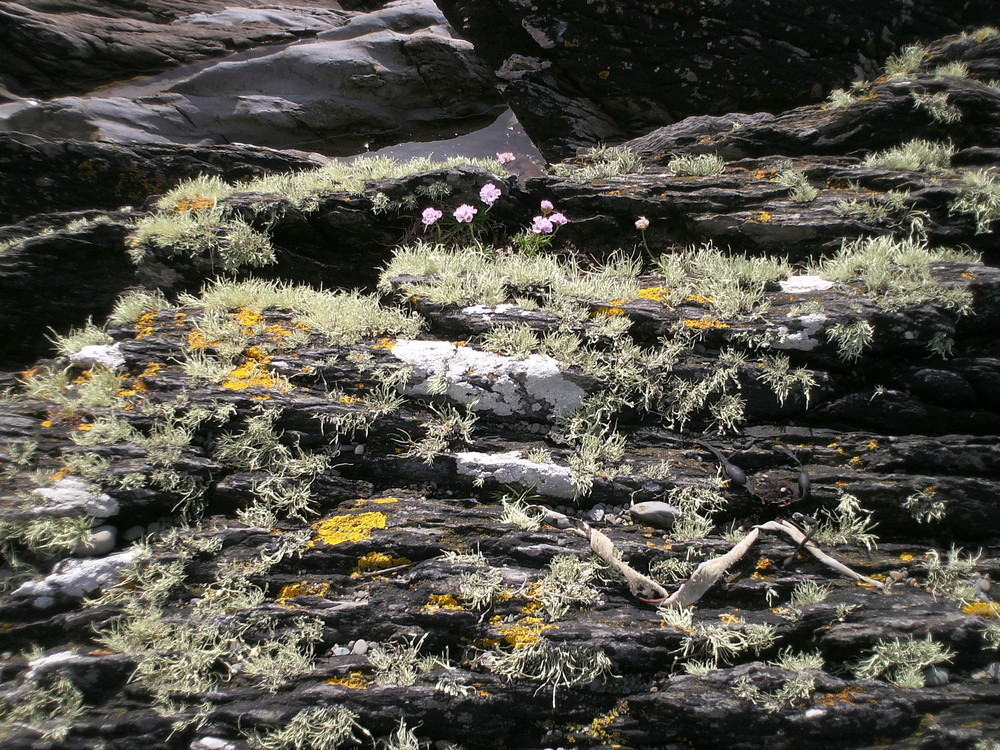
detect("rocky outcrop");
top-left (0, 0), bottom-right (350, 98)
top-left (0, 0), bottom-right (505, 155)
top-left (4, 21), bottom-right (1000, 750)
top-left (431, 0), bottom-right (998, 160)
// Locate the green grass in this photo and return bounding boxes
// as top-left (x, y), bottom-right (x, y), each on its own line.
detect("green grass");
top-left (863, 139), bottom-right (954, 172)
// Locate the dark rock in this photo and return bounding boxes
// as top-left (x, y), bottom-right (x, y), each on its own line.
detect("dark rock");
top-left (432, 0), bottom-right (997, 160)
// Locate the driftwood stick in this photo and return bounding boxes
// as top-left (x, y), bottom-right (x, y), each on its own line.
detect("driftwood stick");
top-left (661, 527), bottom-right (761, 607)
top-left (755, 521), bottom-right (881, 585)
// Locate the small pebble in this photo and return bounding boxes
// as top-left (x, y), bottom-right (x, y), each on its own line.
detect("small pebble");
top-left (122, 525), bottom-right (145, 542)
top-left (73, 526), bottom-right (117, 557)
top-left (190, 738), bottom-right (237, 750)
top-left (332, 646), bottom-right (351, 656)
top-left (627, 501), bottom-right (683, 529)
top-left (352, 639), bottom-right (369, 655)
top-left (354, 444), bottom-right (365, 455)
top-left (585, 507), bottom-right (605, 523)
top-left (923, 666), bottom-right (949, 686)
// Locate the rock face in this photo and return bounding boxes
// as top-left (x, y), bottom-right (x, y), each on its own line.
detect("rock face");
top-left (0, 0), bottom-right (350, 98)
top-left (4, 16), bottom-right (1000, 750)
top-left (431, 0), bottom-right (998, 160)
top-left (0, 0), bottom-right (505, 155)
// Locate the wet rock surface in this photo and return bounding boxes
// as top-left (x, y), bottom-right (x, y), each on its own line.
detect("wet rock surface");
top-left (2, 13), bottom-right (1000, 750)
top-left (432, 0), bottom-right (997, 160)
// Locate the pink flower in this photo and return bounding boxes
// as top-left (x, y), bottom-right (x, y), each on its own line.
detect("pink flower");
top-left (421, 207), bottom-right (443, 227)
top-left (454, 204), bottom-right (478, 223)
top-left (540, 200), bottom-right (554, 215)
top-left (497, 152), bottom-right (515, 165)
top-left (635, 216), bottom-right (650, 230)
top-left (479, 183), bottom-right (502, 206)
top-left (549, 212), bottom-right (568, 226)
top-left (531, 216), bottom-right (554, 234)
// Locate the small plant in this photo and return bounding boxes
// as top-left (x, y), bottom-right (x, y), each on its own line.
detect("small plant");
top-left (950, 169), bottom-right (1000, 233)
top-left (934, 61), bottom-right (969, 78)
top-left (826, 320), bottom-right (874, 362)
top-left (109, 289), bottom-right (171, 324)
top-left (553, 144), bottom-right (642, 182)
top-left (481, 324), bottom-right (539, 359)
top-left (919, 546), bottom-right (981, 602)
top-left (244, 705), bottom-right (371, 750)
top-left (813, 492), bottom-right (879, 550)
top-left (679, 622), bottom-right (777, 669)
top-left (862, 138), bottom-right (954, 172)
top-left (770, 647), bottom-right (824, 671)
top-left (499, 492), bottom-right (542, 531)
top-left (368, 634), bottom-right (451, 687)
top-left (911, 91), bottom-right (962, 123)
top-left (0, 673), bottom-right (88, 741)
top-left (665, 485), bottom-right (728, 541)
top-left (491, 640), bottom-right (615, 706)
top-left (459, 568), bottom-right (506, 611)
top-left (884, 44), bottom-right (927, 77)
top-left (777, 169), bottom-right (819, 202)
top-left (788, 580), bottom-right (832, 608)
top-left (657, 604), bottom-right (695, 630)
top-left (732, 672), bottom-right (816, 712)
top-left (380, 718), bottom-right (428, 750)
top-left (902, 488), bottom-right (947, 523)
top-left (49, 319), bottom-right (112, 356)
top-left (532, 555), bottom-right (601, 621)
top-left (668, 153), bottom-right (725, 177)
top-left (853, 633), bottom-right (953, 687)
top-left (757, 354), bottom-right (817, 408)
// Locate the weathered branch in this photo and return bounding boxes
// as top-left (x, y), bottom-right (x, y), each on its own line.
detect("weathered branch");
top-left (755, 520), bottom-right (881, 585)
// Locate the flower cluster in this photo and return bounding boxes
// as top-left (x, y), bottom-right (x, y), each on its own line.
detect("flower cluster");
top-left (532, 199), bottom-right (568, 234)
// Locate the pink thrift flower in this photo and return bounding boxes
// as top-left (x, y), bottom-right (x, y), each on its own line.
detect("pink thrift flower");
top-left (454, 204), bottom-right (478, 223)
top-left (549, 212), bottom-right (568, 226)
top-left (480, 183), bottom-right (502, 206)
top-left (531, 216), bottom-right (554, 234)
top-left (540, 200), bottom-right (554, 215)
top-left (421, 207), bottom-right (443, 227)
top-left (497, 151), bottom-right (515, 165)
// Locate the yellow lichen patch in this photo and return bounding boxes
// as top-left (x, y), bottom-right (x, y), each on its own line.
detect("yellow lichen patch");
top-left (371, 337), bottom-right (396, 350)
top-left (719, 613), bottom-right (743, 625)
top-left (76, 423), bottom-right (93, 431)
top-left (234, 308), bottom-right (265, 329)
top-left (423, 593), bottom-right (464, 612)
top-left (339, 395), bottom-right (362, 404)
top-left (356, 496), bottom-right (400, 505)
top-left (498, 617), bottom-right (554, 649)
top-left (326, 671), bottom-right (371, 690)
top-left (309, 512), bottom-right (387, 547)
top-left (684, 316), bottom-right (730, 330)
top-left (187, 329), bottom-right (211, 350)
top-left (866, 440), bottom-right (879, 451)
top-left (815, 686), bottom-right (862, 706)
top-left (222, 347), bottom-right (291, 392)
top-left (961, 271), bottom-right (977, 280)
top-left (520, 600), bottom-right (543, 616)
top-left (751, 557), bottom-right (773, 580)
top-left (849, 456), bottom-right (863, 466)
top-left (583, 709), bottom-right (622, 743)
top-left (636, 286), bottom-right (668, 303)
top-left (48, 466), bottom-right (70, 482)
top-left (961, 601), bottom-right (1000, 619)
top-left (277, 581), bottom-right (331, 605)
top-left (593, 305), bottom-right (626, 317)
top-left (264, 324), bottom-right (292, 341)
top-left (899, 552), bottom-right (915, 562)
top-left (134, 312), bottom-right (157, 340)
top-left (749, 210), bottom-right (773, 223)
top-left (354, 551), bottom-right (409, 573)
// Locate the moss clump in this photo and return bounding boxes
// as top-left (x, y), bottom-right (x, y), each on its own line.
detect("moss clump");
top-left (309, 512), bottom-right (387, 547)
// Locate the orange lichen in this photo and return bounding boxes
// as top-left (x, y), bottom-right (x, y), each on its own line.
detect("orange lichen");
top-left (76, 423), bottom-right (93, 431)
top-left (134, 312), bottom-right (157, 339)
top-left (899, 552), bottom-right (915, 562)
top-left (748, 210), bottom-right (773, 223)
top-left (636, 287), bottom-right (668, 303)
top-left (221, 347), bottom-right (291, 392)
top-left (593, 305), bottom-right (626, 317)
top-left (48, 467), bottom-right (70, 482)
top-left (309, 512), bottom-right (387, 547)
top-left (277, 581), bottom-right (331, 605)
top-left (961, 601), bottom-right (1000, 619)
top-left (371, 337), bottom-right (396, 351)
top-left (866, 440), bottom-right (879, 451)
top-left (176, 197), bottom-right (216, 212)
top-left (326, 671), bottom-right (371, 689)
top-left (354, 551), bottom-right (409, 573)
top-left (234, 308), bottom-right (264, 330)
top-left (961, 271), bottom-right (977, 280)
top-left (40, 420), bottom-right (53, 428)
top-left (684, 317), bottom-right (730, 330)
top-left (498, 617), bottom-right (554, 648)
top-left (719, 613), bottom-right (743, 625)
top-left (598, 70), bottom-right (610, 80)
top-left (423, 593), bottom-right (464, 612)
top-left (815, 687), bottom-right (862, 706)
